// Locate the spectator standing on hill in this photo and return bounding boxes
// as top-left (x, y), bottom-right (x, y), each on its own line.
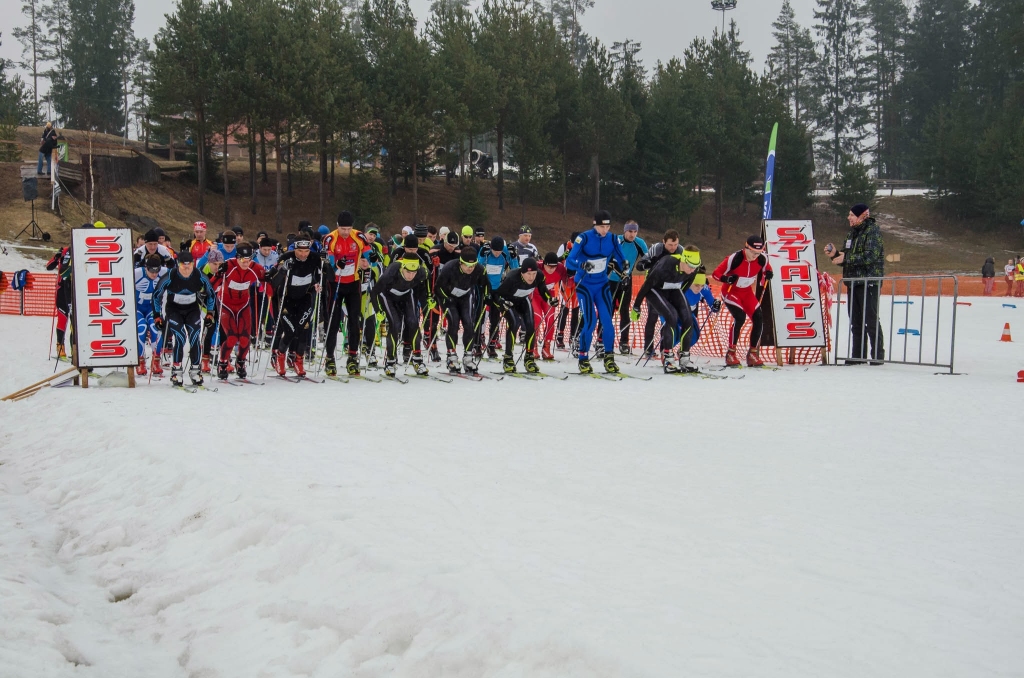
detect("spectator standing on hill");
top-left (981, 257), bottom-right (995, 296)
top-left (38, 122), bottom-right (58, 176)
top-left (1005, 259), bottom-right (1017, 297)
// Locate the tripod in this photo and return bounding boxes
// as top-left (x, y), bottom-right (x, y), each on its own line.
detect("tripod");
top-left (16, 200), bottom-right (49, 241)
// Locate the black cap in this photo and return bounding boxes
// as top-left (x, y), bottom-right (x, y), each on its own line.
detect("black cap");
top-left (144, 253), bottom-right (164, 271)
top-left (338, 211), bottom-right (354, 227)
top-left (490, 236), bottom-right (504, 251)
top-left (460, 245), bottom-right (478, 262)
top-left (414, 224), bottom-right (429, 238)
top-left (231, 225), bottom-right (244, 235)
top-left (519, 224), bottom-right (532, 234)
top-left (746, 235), bottom-right (765, 250)
top-left (520, 257), bottom-right (538, 273)
top-left (298, 220), bottom-right (312, 231)
top-left (851, 203), bottom-right (870, 217)
top-left (260, 238), bottom-right (277, 248)
top-left (475, 228), bottom-right (485, 237)
top-left (154, 227), bottom-right (166, 238)
top-left (403, 234), bottom-right (419, 249)
top-left (177, 250), bottom-right (195, 264)
top-left (594, 210), bottom-right (612, 225)
top-left (144, 230), bottom-right (159, 243)
top-left (445, 231), bottom-right (459, 246)
top-left (543, 252), bottom-right (559, 266)
top-left (236, 243), bottom-right (254, 258)
top-left (222, 233), bottom-right (237, 245)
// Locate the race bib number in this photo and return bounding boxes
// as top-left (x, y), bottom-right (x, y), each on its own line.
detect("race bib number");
top-left (451, 287), bottom-right (469, 297)
top-left (389, 288), bottom-right (411, 297)
top-left (228, 280), bottom-right (250, 291)
top-left (661, 282), bottom-right (682, 290)
top-left (735, 275), bottom-right (757, 289)
top-left (339, 263), bottom-right (356, 277)
top-left (172, 292), bottom-right (197, 305)
top-left (138, 292), bottom-right (152, 301)
top-left (291, 274), bottom-right (313, 286)
top-left (513, 288), bottom-right (532, 297)
top-left (486, 264), bottom-right (504, 276)
top-left (586, 258), bottom-right (607, 274)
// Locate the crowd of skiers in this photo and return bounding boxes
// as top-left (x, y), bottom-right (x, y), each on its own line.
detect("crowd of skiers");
top-left (47, 210), bottom-right (791, 387)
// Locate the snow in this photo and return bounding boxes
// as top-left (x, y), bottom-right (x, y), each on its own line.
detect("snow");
top-left (0, 239), bottom-right (51, 273)
top-left (1, 299), bottom-right (1023, 678)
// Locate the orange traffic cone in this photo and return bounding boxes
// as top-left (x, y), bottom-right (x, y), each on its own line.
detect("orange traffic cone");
top-left (1017, 370), bottom-right (1024, 383)
top-left (1001, 323), bottom-right (1012, 342)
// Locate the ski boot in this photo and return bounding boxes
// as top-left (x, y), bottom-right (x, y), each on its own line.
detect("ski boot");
top-left (746, 347), bottom-right (764, 367)
top-left (569, 339), bottom-right (580, 358)
top-left (384, 359), bottom-right (398, 378)
top-left (291, 352), bottom-right (306, 378)
top-left (593, 340), bottom-right (605, 359)
top-left (236, 361), bottom-right (247, 380)
top-left (429, 344), bottom-right (441, 363)
top-left (618, 343), bottom-right (632, 355)
top-left (463, 354), bottom-right (480, 375)
top-left (725, 347), bottom-right (741, 367)
top-left (603, 353), bottom-right (620, 374)
top-left (272, 351), bottom-right (287, 376)
top-left (189, 365), bottom-right (203, 386)
top-left (136, 359), bottom-right (147, 377)
top-left (150, 354), bottom-right (164, 376)
top-left (411, 353), bottom-right (429, 376)
top-left (446, 352), bottom-right (461, 374)
top-left (555, 336), bottom-right (566, 350)
top-left (346, 353), bottom-right (360, 376)
top-left (55, 343), bottom-right (67, 361)
top-left (170, 364), bottom-right (184, 387)
top-left (486, 344), bottom-right (498, 360)
top-left (201, 355), bottom-right (212, 374)
top-left (523, 353), bottom-right (539, 374)
top-left (678, 351), bottom-right (698, 373)
top-left (217, 362), bottom-right (229, 380)
top-left (366, 351), bottom-right (379, 369)
top-left (502, 355), bottom-right (517, 374)
top-left (577, 357), bottom-right (594, 374)
top-left (663, 354), bottom-right (680, 373)
top-left (325, 357), bottom-right (337, 377)
top-left (541, 341), bottom-right (554, 361)
top-left (472, 344), bottom-right (483, 360)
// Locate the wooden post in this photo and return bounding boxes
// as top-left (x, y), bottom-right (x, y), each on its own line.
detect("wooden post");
top-left (80, 368), bottom-right (89, 388)
top-left (127, 369), bottom-right (136, 388)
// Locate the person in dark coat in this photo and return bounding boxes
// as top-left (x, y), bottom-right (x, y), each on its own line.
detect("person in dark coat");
top-left (824, 203), bottom-right (885, 364)
top-left (38, 122), bottom-right (58, 176)
top-left (981, 257), bottom-right (996, 296)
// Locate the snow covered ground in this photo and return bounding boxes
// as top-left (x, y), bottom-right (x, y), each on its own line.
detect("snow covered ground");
top-left (1, 298), bottom-right (1022, 678)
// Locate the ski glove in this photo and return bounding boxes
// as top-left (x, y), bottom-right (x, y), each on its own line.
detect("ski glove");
top-left (608, 260), bottom-right (623, 276)
top-left (712, 299), bottom-right (722, 313)
top-left (204, 313), bottom-right (214, 329)
top-left (375, 311), bottom-right (386, 324)
top-left (582, 261), bottom-right (597, 273)
top-left (629, 308), bottom-right (641, 323)
top-left (153, 316), bottom-right (164, 330)
top-left (763, 270), bottom-right (774, 281)
top-left (426, 297), bottom-right (437, 312)
top-left (720, 274), bottom-right (739, 284)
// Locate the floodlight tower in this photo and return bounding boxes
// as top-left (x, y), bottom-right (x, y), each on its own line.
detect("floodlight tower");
top-left (710, 0), bottom-right (738, 35)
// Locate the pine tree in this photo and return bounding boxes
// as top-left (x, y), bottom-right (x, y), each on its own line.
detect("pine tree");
top-left (0, 32), bottom-right (35, 125)
top-left (550, 0), bottom-right (594, 68)
top-left (12, 0), bottom-right (50, 123)
top-left (863, 0), bottom-right (909, 179)
top-left (768, 0), bottom-right (817, 130)
top-left (829, 151), bottom-right (876, 214)
top-left (812, 0), bottom-right (870, 178)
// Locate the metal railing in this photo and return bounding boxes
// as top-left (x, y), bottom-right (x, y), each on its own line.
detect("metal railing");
top-left (833, 275), bottom-right (959, 374)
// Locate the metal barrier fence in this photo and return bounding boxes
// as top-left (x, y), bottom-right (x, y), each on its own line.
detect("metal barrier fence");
top-left (833, 275), bottom-right (959, 373)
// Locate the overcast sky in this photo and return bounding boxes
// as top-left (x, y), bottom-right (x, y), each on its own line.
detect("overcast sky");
top-left (1, 0), bottom-right (817, 92)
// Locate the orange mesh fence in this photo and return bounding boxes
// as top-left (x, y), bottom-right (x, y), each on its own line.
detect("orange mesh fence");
top-left (0, 272), bottom-right (59, 317)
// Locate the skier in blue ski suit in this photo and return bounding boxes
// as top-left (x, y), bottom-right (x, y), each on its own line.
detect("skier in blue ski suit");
top-left (477, 237), bottom-right (518, 355)
top-left (565, 210), bottom-right (627, 373)
top-left (135, 255), bottom-right (167, 370)
top-left (683, 276), bottom-right (721, 345)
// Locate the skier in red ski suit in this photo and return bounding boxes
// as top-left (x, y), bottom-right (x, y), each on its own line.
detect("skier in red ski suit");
top-left (712, 234), bottom-right (773, 367)
top-left (211, 243), bottom-right (264, 380)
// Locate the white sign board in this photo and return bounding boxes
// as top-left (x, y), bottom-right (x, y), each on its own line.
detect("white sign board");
top-left (71, 228), bottom-right (139, 367)
top-left (764, 220), bottom-right (827, 348)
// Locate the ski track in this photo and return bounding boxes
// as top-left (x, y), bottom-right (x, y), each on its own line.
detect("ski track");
top-left (1, 298), bottom-right (1022, 677)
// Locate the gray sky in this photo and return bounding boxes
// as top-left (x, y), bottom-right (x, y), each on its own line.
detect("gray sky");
top-left (1, 0), bottom-right (817, 94)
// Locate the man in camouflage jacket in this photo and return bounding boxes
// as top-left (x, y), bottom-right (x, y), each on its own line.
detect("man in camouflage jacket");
top-left (825, 203), bottom-right (885, 363)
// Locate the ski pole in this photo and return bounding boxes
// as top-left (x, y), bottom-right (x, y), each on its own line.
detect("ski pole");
top-left (261, 273), bottom-right (290, 381)
top-left (314, 277), bottom-right (341, 378)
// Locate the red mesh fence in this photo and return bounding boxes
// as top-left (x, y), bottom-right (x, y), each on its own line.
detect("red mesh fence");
top-left (0, 272), bottom-right (59, 317)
